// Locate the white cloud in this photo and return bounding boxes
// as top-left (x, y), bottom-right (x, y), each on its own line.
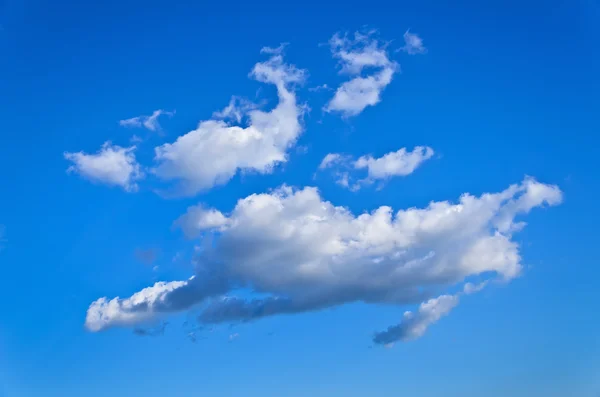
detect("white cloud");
top-left (119, 109), bottom-right (175, 133)
top-left (355, 146), bottom-right (434, 179)
top-left (64, 142), bottom-right (143, 192)
top-left (318, 153), bottom-right (346, 170)
top-left (174, 205), bottom-right (230, 238)
top-left (152, 52), bottom-right (307, 196)
top-left (400, 30), bottom-right (427, 55)
top-left (86, 178), bottom-right (562, 341)
top-left (325, 31), bottom-right (398, 117)
top-left (318, 146), bottom-right (434, 190)
top-left (373, 294), bottom-right (459, 345)
top-left (85, 279), bottom-right (190, 332)
top-left (463, 280), bottom-right (488, 295)
top-left (260, 43), bottom-right (288, 55)
top-left (85, 275), bottom-right (230, 332)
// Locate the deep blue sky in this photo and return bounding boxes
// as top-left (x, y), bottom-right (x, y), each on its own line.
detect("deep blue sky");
top-left (1, 0), bottom-right (599, 396)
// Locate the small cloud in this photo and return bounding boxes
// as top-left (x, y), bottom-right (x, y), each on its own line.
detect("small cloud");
top-left (355, 146), bottom-right (434, 179)
top-left (296, 145), bottom-right (309, 155)
top-left (317, 146), bottom-right (434, 191)
top-left (325, 30), bottom-right (398, 117)
top-left (308, 84), bottom-right (331, 92)
top-left (399, 30), bottom-right (427, 55)
top-left (319, 153), bottom-right (347, 170)
top-left (228, 332), bottom-right (240, 342)
top-left (260, 43), bottom-right (288, 55)
top-left (463, 281), bottom-right (488, 295)
top-left (130, 134), bottom-right (143, 144)
top-left (64, 141), bottom-right (143, 192)
top-left (119, 109), bottom-right (175, 134)
top-left (373, 294), bottom-right (459, 344)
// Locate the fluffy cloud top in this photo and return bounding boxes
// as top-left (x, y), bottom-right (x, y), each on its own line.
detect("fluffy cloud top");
top-left (119, 109), bottom-right (175, 133)
top-left (319, 146), bottom-right (434, 190)
top-left (325, 31), bottom-right (398, 117)
top-left (152, 51), bottom-right (306, 196)
top-left (85, 178), bottom-right (562, 341)
top-left (64, 142), bottom-right (143, 192)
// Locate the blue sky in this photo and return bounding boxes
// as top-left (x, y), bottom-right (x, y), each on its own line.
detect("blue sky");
top-left (1, 0), bottom-right (599, 396)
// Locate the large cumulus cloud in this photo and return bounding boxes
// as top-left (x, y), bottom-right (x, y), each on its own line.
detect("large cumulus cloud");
top-left (85, 177), bottom-right (562, 342)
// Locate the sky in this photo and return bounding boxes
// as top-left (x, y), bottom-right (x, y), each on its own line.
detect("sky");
top-left (0, 0), bottom-right (599, 396)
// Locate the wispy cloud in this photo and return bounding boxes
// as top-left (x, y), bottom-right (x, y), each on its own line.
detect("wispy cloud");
top-left (260, 43), bottom-right (289, 55)
top-left (308, 83), bottom-right (331, 92)
top-left (399, 29), bottom-right (427, 55)
top-left (212, 96), bottom-right (257, 124)
top-left (119, 109), bottom-right (175, 133)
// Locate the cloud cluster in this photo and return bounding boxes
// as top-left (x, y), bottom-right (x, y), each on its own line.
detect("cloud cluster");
top-left (64, 142), bottom-right (143, 192)
top-left (85, 178), bottom-right (562, 342)
top-left (119, 109), bottom-right (175, 133)
top-left (152, 52), bottom-right (306, 196)
top-left (70, 33), bottom-right (562, 345)
top-left (326, 31), bottom-right (398, 117)
top-left (318, 146), bottom-right (434, 190)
